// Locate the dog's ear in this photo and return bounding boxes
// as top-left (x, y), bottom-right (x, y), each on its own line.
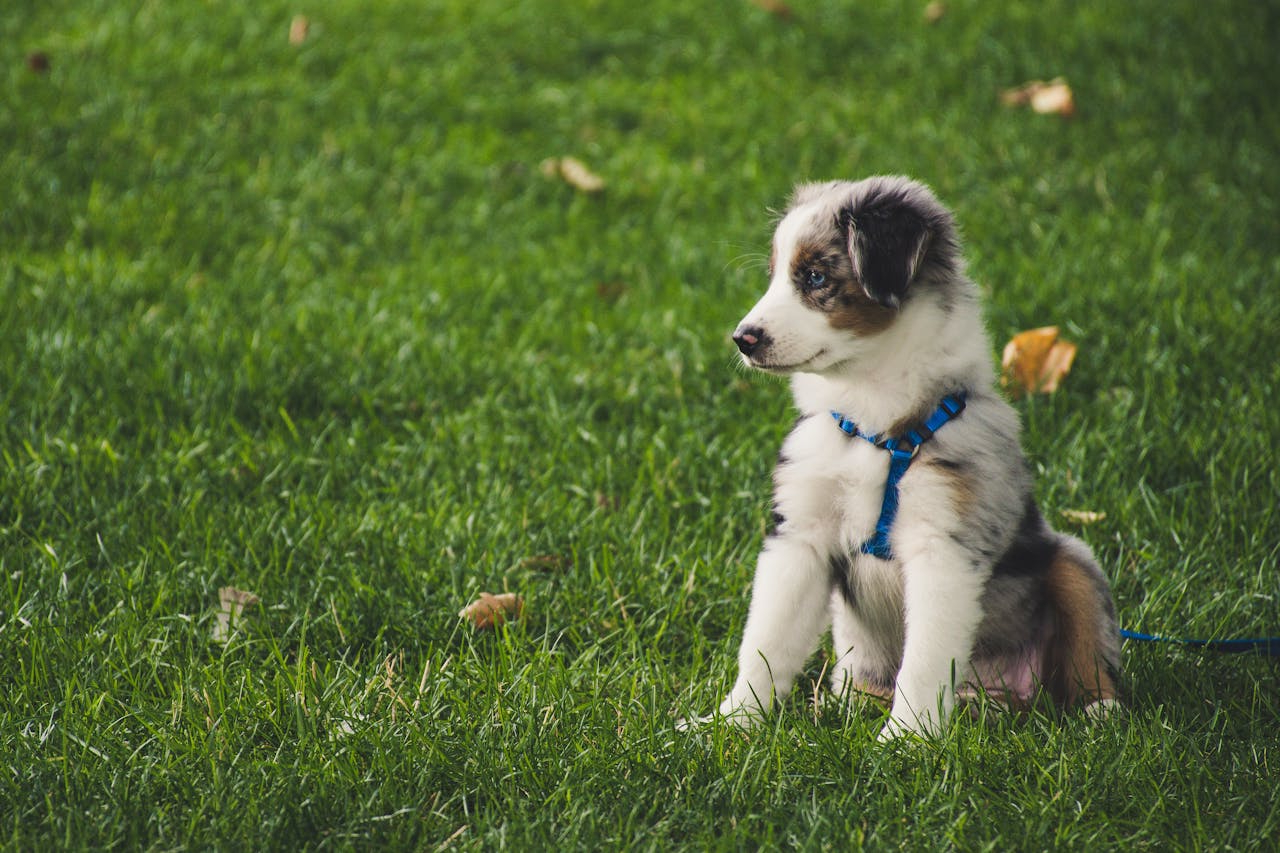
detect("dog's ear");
top-left (842, 204), bottom-right (931, 310)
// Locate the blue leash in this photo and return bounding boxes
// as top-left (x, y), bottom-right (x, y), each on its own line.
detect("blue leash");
top-left (830, 394), bottom-right (1279, 657)
top-left (1120, 628), bottom-right (1280, 657)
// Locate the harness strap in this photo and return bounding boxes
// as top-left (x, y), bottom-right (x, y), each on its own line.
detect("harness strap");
top-left (831, 393), bottom-right (966, 560)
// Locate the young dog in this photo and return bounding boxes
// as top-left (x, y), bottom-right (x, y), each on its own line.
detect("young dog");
top-left (687, 176), bottom-right (1121, 739)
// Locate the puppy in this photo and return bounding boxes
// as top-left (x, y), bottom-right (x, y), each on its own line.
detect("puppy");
top-left (689, 176), bottom-right (1121, 739)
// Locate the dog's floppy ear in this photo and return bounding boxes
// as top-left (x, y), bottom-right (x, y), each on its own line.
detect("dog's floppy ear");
top-left (842, 202), bottom-right (931, 310)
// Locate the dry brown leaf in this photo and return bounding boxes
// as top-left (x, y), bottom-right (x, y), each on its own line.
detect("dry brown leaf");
top-left (1000, 78), bottom-right (1075, 117)
top-left (289, 15), bottom-right (310, 46)
top-left (213, 586), bottom-right (260, 642)
top-left (459, 592), bottom-right (524, 630)
top-left (1036, 336), bottom-right (1077, 392)
top-left (923, 2), bottom-right (947, 24)
top-left (1001, 326), bottom-right (1078, 395)
top-left (1060, 509), bottom-right (1107, 525)
top-left (541, 157), bottom-right (605, 193)
top-left (750, 0), bottom-right (795, 19)
top-left (26, 51), bottom-right (51, 73)
top-left (557, 157), bottom-right (605, 193)
top-left (1030, 80), bottom-right (1075, 116)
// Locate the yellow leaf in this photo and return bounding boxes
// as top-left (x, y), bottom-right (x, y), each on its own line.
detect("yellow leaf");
top-left (558, 157), bottom-right (605, 193)
top-left (1060, 509), bottom-right (1107, 525)
top-left (1001, 326), bottom-right (1078, 395)
top-left (923, 2), bottom-right (947, 24)
top-left (541, 157), bottom-right (605, 193)
top-left (1030, 80), bottom-right (1075, 116)
top-left (1000, 78), bottom-right (1075, 117)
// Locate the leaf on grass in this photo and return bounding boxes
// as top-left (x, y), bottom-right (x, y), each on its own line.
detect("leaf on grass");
top-left (459, 592), bottom-right (524, 629)
top-left (541, 157), bottom-right (605, 193)
top-left (923, 2), bottom-right (947, 24)
top-left (1000, 78), bottom-right (1075, 117)
top-left (750, 0), bottom-right (794, 20)
top-left (289, 15), bottom-right (310, 46)
top-left (1060, 509), bottom-right (1107, 525)
top-left (26, 52), bottom-right (51, 73)
top-left (212, 586), bottom-right (260, 642)
top-left (1001, 326), bottom-right (1077, 395)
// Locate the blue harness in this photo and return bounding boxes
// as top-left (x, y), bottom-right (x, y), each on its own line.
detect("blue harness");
top-left (830, 393), bottom-right (967, 560)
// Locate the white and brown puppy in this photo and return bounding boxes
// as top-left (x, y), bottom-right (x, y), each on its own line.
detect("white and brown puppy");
top-left (688, 176), bottom-right (1120, 739)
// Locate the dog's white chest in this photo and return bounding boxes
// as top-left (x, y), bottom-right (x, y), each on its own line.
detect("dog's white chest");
top-left (773, 415), bottom-right (890, 553)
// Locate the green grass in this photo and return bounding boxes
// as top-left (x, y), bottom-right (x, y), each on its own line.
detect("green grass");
top-left (3, 0), bottom-right (1279, 848)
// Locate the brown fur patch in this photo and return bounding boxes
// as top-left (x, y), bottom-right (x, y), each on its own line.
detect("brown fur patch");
top-left (1044, 553), bottom-right (1119, 707)
top-left (788, 232), bottom-right (897, 337)
top-left (826, 286), bottom-right (898, 336)
top-left (924, 456), bottom-right (980, 517)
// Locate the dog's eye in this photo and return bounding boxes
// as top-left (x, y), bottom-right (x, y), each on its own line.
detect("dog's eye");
top-left (804, 269), bottom-right (828, 290)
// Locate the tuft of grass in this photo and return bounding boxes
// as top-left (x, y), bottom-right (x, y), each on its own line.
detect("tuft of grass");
top-left (3, 0), bottom-right (1279, 849)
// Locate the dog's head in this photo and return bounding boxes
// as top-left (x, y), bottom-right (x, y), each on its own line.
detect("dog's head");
top-left (733, 176), bottom-right (962, 374)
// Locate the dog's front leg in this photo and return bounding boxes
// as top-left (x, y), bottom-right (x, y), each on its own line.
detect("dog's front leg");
top-left (883, 551), bottom-right (985, 740)
top-left (711, 538), bottom-right (833, 726)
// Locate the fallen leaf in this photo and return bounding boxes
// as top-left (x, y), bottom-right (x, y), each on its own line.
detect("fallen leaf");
top-left (750, 0), bottom-right (794, 19)
top-left (459, 592), bottom-right (524, 629)
top-left (541, 156), bottom-right (605, 193)
top-left (26, 52), bottom-right (51, 73)
top-left (1030, 80), bottom-right (1075, 116)
top-left (212, 586), bottom-right (260, 642)
top-left (1000, 78), bottom-right (1075, 117)
top-left (557, 157), bottom-right (605, 193)
top-left (1060, 509), bottom-right (1107, 525)
top-left (923, 1), bottom-right (946, 23)
top-left (1001, 326), bottom-right (1078, 395)
top-left (1036, 336), bottom-right (1077, 391)
top-left (289, 15), bottom-right (310, 45)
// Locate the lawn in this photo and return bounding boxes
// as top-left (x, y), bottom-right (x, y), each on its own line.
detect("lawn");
top-left (3, 0), bottom-right (1279, 848)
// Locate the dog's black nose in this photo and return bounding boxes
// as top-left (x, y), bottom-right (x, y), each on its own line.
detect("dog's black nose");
top-left (733, 325), bottom-right (766, 356)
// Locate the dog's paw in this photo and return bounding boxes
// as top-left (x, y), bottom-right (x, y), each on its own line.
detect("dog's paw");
top-left (876, 716), bottom-right (916, 743)
top-left (1084, 697), bottom-right (1122, 722)
top-left (676, 698), bottom-right (766, 732)
top-left (878, 703), bottom-right (944, 742)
